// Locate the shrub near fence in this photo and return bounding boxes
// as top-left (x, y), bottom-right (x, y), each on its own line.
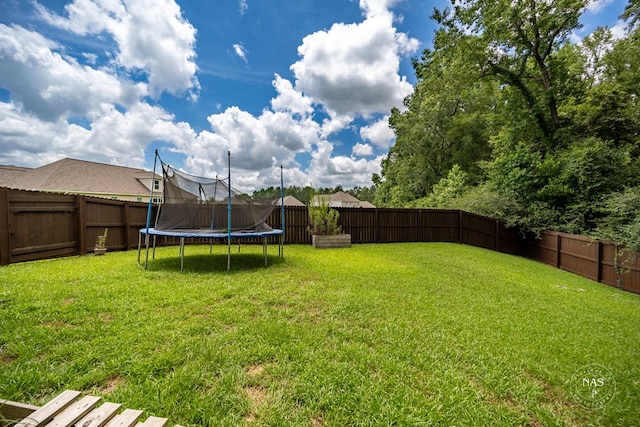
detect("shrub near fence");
top-left (1, 187), bottom-right (639, 295)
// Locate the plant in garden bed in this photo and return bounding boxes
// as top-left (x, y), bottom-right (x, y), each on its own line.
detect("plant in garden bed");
top-left (307, 192), bottom-right (350, 248)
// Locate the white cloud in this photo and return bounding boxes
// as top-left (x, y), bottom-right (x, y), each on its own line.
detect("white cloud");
top-left (359, 115), bottom-right (395, 148)
top-left (233, 43), bottom-right (248, 63)
top-left (290, 11), bottom-right (418, 119)
top-left (36, 0), bottom-right (199, 98)
top-left (270, 74), bottom-right (313, 116)
top-left (610, 20), bottom-right (627, 40)
top-left (172, 104), bottom-right (320, 182)
top-left (586, 0), bottom-right (615, 14)
top-left (0, 100), bottom-right (189, 169)
top-left (321, 115), bottom-right (354, 138)
top-left (0, 24), bottom-right (146, 121)
top-left (308, 141), bottom-right (382, 188)
top-left (239, 0), bottom-right (248, 15)
top-left (359, 0), bottom-right (401, 19)
top-left (352, 143), bottom-right (374, 156)
top-left (0, 0), bottom-right (411, 193)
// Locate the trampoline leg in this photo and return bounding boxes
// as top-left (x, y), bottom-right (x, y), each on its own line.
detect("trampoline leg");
top-left (152, 235), bottom-right (157, 259)
top-left (180, 237), bottom-right (185, 272)
top-left (263, 237), bottom-right (267, 267)
top-left (144, 233), bottom-right (150, 269)
top-left (210, 239), bottom-right (213, 254)
top-left (227, 237), bottom-right (231, 273)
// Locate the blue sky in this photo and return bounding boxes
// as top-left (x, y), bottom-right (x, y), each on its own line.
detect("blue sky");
top-left (0, 0), bottom-right (630, 192)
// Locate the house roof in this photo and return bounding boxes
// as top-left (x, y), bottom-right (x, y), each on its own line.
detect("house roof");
top-left (275, 195), bottom-right (306, 206)
top-left (312, 191), bottom-right (361, 204)
top-left (359, 201), bottom-right (376, 208)
top-left (330, 191), bottom-right (361, 203)
top-left (0, 158), bottom-right (156, 196)
top-left (0, 165), bottom-right (30, 188)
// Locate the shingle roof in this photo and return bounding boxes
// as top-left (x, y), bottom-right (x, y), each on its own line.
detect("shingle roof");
top-left (330, 191), bottom-right (360, 203)
top-left (0, 158), bottom-right (155, 196)
top-left (275, 195), bottom-right (306, 206)
top-left (0, 165), bottom-right (30, 188)
top-left (359, 201), bottom-right (376, 208)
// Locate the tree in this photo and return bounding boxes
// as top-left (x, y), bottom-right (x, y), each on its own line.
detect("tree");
top-left (409, 164), bottom-right (468, 209)
top-left (377, 26), bottom-right (496, 206)
top-left (439, 0), bottom-right (588, 149)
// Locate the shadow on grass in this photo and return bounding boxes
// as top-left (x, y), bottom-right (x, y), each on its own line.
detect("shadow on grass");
top-left (145, 252), bottom-right (285, 274)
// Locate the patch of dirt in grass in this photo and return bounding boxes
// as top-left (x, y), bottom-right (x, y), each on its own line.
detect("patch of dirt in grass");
top-left (98, 376), bottom-right (126, 395)
top-left (245, 385), bottom-right (267, 406)
top-left (62, 298), bottom-right (75, 306)
top-left (310, 415), bottom-right (324, 426)
top-left (243, 411), bottom-right (257, 424)
top-left (42, 319), bottom-right (74, 329)
top-left (246, 364), bottom-right (265, 378)
top-left (98, 312), bottom-right (113, 322)
top-left (243, 385), bottom-right (268, 424)
top-left (0, 346), bottom-right (17, 364)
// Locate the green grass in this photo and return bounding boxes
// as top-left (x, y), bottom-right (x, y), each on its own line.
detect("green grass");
top-left (1, 243), bottom-right (639, 426)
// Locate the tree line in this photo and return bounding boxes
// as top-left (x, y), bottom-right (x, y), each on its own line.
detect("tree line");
top-left (372, 0), bottom-right (640, 250)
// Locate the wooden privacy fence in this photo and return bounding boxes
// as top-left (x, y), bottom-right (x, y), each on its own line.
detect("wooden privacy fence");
top-left (1, 187), bottom-right (639, 295)
top-left (530, 231), bottom-right (640, 295)
top-left (0, 189), bottom-right (149, 265)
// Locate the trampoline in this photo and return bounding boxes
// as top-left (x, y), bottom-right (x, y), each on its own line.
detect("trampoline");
top-left (137, 151), bottom-right (285, 271)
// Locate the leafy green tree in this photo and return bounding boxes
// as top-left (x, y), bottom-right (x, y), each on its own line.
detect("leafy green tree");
top-left (372, 0), bottom-right (640, 249)
top-left (409, 164), bottom-right (468, 209)
top-left (377, 26), bottom-right (495, 206)
top-left (438, 0), bottom-right (588, 149)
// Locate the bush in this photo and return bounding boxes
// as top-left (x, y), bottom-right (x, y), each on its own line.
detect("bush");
top-left (596, 186), bottom-right (640, 252)
top-left (308, 196), bottom-right (342, 236)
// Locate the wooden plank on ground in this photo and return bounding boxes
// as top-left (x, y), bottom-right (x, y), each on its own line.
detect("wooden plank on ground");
top-left (0, 400), bottom-right (39, 424)
top-left (103, 409), bottom-right (143, 427)
top-left (135, 416), bottom-right (168, 427)
top-left (74, 402), bottom-right (121, 427)
top-left (48, 396), bottom-right (101, 427)
top-left (14, 390), bottom-right (81, 427)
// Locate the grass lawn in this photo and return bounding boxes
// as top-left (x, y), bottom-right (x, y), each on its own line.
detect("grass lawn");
top-left (1, 243), bottom-right (639, 426)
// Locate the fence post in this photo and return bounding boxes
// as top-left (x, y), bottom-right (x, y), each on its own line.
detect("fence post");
top-left (556, 233), bottom-right (561, 269)
top-left (0, 188), bottom-right (10, 266)
top-left (495, 219), bottom-right (500, 252)
top-left (458, 210), bottom-right (463, 243)
top-left (76, 195), bottom-right (86, 255)
top-left (123, 202), bottom-right (131, 250)
top-left (596, 240), bottom-right (602, 283)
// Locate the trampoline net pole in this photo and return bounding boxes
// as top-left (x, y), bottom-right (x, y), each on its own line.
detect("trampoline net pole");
top-left (227, 150), bottom-right (231, 273)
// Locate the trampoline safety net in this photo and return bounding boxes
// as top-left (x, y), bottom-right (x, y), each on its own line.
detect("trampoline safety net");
top-left (156, 162), bottom-right (277, 233)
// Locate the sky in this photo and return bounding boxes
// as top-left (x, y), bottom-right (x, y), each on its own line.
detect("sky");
top-left (0, 0), bottom-right (630, 193)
